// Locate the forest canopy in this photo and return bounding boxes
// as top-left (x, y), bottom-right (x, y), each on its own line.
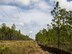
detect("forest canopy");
top-left (0, 23), bottom-right (30, 40)
top-left (36, 2), bottom-right (72, 52)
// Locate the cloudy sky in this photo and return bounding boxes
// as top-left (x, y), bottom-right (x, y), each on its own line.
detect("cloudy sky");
top-left (0, 0), bottom-right (72, 39)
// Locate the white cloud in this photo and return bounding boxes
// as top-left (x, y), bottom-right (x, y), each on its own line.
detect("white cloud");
top-left (57, 0), bottom-right (72, 10)
top-left (11, 0), bottom-right (72, 39)
top-left (0, 7), bottom-right (52, 39)
top-left (0, 0), bottom-right (54, 39)
top-left (18, 9), bottom-right (52, 24)
top-left (38, 1), bottom-right (49, 9)
top-left (17, 0), bottom-right (31, 6)
top-left (0, 0), bottom-right (13, 3)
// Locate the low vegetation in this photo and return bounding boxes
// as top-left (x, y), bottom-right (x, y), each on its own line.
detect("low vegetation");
top-left (0, 41), bottom-right (48, 54)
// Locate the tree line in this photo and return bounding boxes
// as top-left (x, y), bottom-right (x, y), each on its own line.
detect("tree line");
top-left (0, 23), bottom-right (30, 40)
top-left (36, 2), bottom-right (72, 52)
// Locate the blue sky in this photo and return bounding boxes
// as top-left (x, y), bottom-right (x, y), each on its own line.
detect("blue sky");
top-left (0, 0), bottom-right (72, 39)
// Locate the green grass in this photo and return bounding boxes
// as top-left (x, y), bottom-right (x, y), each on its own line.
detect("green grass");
top-left (0, 40), bottom-right (48, 54)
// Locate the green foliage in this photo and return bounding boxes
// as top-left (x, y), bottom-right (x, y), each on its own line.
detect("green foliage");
top-left (51, 2), bottom-right (72, 49)
top-left (11, 24), bottom-right (16, 30)
top-left (36, 2), bottom-right (72, 52)
top-left (0, 23), bottom-right (30, 40)
top-left (36, 28), bottom-right (57, 46)
top-left (36, 29), bottom-right (48, 45)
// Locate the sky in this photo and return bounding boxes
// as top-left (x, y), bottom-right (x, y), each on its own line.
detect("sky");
top-left (0, 0), bottom-right (72, 39)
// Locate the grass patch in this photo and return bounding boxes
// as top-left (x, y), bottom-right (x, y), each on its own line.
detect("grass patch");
top-left (0, 40), bottom-right (48, 54)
